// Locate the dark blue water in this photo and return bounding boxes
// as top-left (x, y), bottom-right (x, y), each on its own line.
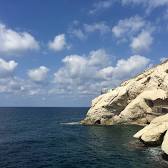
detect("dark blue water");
top-left (0, 107), bottom-right (167, 168)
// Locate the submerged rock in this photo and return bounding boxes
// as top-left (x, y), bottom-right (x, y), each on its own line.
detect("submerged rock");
top-left (81, 60), bottom-right (168, 125)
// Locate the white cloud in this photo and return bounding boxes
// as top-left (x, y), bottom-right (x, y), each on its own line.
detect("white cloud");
top-left (112, 16), bottom-right (146, 38)
top-left (84, 22), bottom-right (110, 35)
top-left (0, 78), bottom-right (22, 93)
top-left (121, 0), bottom-right (168, 11)
top-left (88, 49), bottom-right (110, 67)
top-left (28, 66), bottom-right (49, 82)
top-left (0, 51), bottom-right (150, 97)
top-left (97, 55), bottom-right (150, 81)
top-left (0, 23), bottom-right (39, 55)
top-left (0, 58), bottom-right (18, 78)
top-left (160, 57), bottom-right (167, 63)
top-left (89, 0), bottom-right (113, 14)
top-left (70, 29), bottom-right (86, 40)
top-left (0, 77), bottom-right (47, 96)
top-left (48, 34), bottom-right (68, 52)
top-left (130, 31), bottom-right (153, 52)
top-left (54, 49), bottom-right (109, 84)
top-left (69, 21), bottom-right (110, 40)
top-left (89, 0), bottom-right (168, 15)
top-left (53, 49), bottom-right (150, 94)
top-left (112, 16), bottom-right (154, 52)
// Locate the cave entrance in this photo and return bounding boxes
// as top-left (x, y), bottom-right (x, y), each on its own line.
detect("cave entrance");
top-left (153, 98), bottom-right (168, 114)
top-left (153, 107), bottom-right (168, 114)
top-left (145, 98), bottom-right (168, 114)
top-left (95, 120), bottom-right (101, 125)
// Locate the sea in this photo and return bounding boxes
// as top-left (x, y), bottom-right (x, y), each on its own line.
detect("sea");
top-left (0, 107), bottom-right (167, 168)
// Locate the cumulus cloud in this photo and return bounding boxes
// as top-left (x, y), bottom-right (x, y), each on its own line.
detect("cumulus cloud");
top-left (84, 22), bottom-right (110, 35)
top-left (112, 16), bottom-right (146, 38)
top-left (0, 23), bottom-right (39, 55)
top-left (70, 29), bottom-right (86, 40)
top-left (112, 16), bottom-right (154, 52)
top-left (0, 77), bottom-right (47, 96)
top-left (0, 58), bottom-right (18, 78)
top-left (54, 49), bottom-right (110, 85)
top-left (0, 78), bottom-right (22, 93)
top-left (53, 49), bottom-right (150, 94)
top-left (0, 50), bottom-right (150, 97)
top-left (130, 31), bottom-right (153, 52)
top-left (89, 0), bottom-right (113, 14)
top-left (98, 55), bottom-right (150, 80)
top-left (28, 66), bottom-right (49, 82)
top-left (48, 34), bottom-right (68, 52)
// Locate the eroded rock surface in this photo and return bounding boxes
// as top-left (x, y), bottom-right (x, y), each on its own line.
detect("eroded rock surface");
top-left (134, 113), bottom-right (168, 155)
top-left (162, 130), bottom-right (168, 155)
top-left (81, 60), bottom-right (168, 125)
top-left (133, 114), bottom-right (168, 145)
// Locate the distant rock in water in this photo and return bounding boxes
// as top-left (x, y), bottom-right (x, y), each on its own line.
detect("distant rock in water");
top-left (81, 59), bottom-right (168, 125)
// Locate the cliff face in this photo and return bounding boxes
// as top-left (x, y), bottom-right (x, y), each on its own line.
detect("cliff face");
top-left (81, 60), bottom-right (168, 125)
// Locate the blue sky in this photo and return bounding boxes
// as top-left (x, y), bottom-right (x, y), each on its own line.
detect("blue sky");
top-left (0, 0), bottom-right (167, 107)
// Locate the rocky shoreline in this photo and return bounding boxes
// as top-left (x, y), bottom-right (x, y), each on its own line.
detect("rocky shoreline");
top-left (81, 59), bottom-right (168, 157)
top-left (133, 113), bottom-right (168, 156)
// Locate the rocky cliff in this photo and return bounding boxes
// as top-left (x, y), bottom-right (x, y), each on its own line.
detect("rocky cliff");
top-left (81, 60), bottom-right (168, 125)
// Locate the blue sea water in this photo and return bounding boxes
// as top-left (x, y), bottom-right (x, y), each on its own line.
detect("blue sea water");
top-left (0, 107), bottom-right (167, 168)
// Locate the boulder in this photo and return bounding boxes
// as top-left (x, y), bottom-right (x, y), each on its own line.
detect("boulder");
top-left (81, 60), bottom-right (168, 125)
top-left (161, 130), bottom-right (168, 155)
top-left (134, 113), bottom-right (168, 155)
top-left (134, 113), bottom-right (168, 146)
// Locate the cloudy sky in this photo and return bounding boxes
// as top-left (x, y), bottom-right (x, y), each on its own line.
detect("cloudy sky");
top-left (0, 0), bottom-right (167, 107)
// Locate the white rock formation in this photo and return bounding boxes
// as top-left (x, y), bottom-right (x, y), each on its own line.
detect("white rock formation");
top-left (162, 130), bottom-right (168, 155)
top-left (81, 60), bottom-right (168, 125)
top-left (134, 113), bottom-right (168, 155)
top-left (134, 113), bottom-right (168, 145)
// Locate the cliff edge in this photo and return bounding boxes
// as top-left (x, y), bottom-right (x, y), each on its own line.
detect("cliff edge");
top-left (81, 60), bottom-right (168, 125)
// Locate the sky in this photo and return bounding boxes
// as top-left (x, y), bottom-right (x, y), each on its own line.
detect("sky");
top-left (0, 0), bottom-right (167, 107)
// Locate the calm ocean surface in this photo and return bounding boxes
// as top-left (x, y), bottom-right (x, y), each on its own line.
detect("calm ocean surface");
top-left (0, 107), bottom-right (167, 168)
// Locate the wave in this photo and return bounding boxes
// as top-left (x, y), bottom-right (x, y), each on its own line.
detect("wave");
top-left (60, 121), bottom-right (80, 125)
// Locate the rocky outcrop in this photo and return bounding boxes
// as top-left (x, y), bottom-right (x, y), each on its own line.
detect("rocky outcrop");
top-left (134, 113), bottom-right (168, 155)
top-left (133, 113), bottom-right (168, 145)
top-left (162, 130), bottom-right (168, 155)
top-left (81, 60), bottom-right (168, 125)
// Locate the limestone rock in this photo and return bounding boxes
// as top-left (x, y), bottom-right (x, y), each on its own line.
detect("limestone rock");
top-left (81, 59), bottom-right (168, 125)
top-left (134, 113), bottom-right (168, 156)
top-left (133, 113), bottom-right (168, 146)
top-left (161, 130), bottom-right (168, 155)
